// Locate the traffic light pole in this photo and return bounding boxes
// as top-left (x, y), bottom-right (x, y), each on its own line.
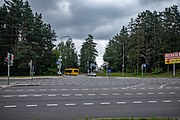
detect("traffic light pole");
top-left (7, 64), bottom-right (10, 85)
top-left (7, 53), bottom-right (10, 85)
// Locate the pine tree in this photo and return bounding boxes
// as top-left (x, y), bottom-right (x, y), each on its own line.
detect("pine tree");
top-left (79, 34), bottom-right (98, 72)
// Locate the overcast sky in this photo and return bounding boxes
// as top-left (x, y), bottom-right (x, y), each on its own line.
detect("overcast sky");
top-left (0, 0), bottom-right (180, 66)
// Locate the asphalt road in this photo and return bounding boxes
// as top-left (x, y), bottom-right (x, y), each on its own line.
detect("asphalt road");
top-left (0, 76), bottom-right (180, 120)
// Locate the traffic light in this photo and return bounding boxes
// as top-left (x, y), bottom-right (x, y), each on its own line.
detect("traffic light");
top-left (10, 54), bottom-right (14, 66)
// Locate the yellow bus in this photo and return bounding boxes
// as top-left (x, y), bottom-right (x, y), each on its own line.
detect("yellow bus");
top-left (64, 68), bottom-right (79, 76)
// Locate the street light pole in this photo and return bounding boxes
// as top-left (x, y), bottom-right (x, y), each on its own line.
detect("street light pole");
top-left (58, 36), bottom-right (71, 75)
top-left (122, 43), bottom-right (125, 76)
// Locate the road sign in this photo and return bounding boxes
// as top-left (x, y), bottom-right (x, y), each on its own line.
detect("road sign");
top-left (56, 61), bottom-right (60, 65)
top-left (165, 52), bottom-right (180, 64)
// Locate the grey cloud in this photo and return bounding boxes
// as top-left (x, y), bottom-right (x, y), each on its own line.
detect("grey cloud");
top-left (1, 0), bottom-right (179, 41)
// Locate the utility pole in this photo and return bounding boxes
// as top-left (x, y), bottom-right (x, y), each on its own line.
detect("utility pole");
top-left (122, 43), bottom-right (125, 76)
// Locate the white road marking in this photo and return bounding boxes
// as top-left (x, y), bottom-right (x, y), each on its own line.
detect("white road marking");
top-left (17, 89), bottom-right (24, 91)
top-left (72, 89), bottom-right (79, 91)
top-left (125, 93), bottom-right (132, 95)
top-left (137, 93), bottom-right (143, 95)
top-left (149, 88), bottom-right (154, 89)
top-left (131, 88), bottom-right (137, 90)
top-left (28, 89), bottom-right (35, 91)
top-left (121, 88), bottom-right (127, 90)
top-left (103, 88), bottom-right (109, 90)
top-left (5, 90), bottom-right (12, 92)
top-left (75, 94), bottom-right (83, 96)
top-left (116, 102), bottom-right (126, 104)
top-left (65, 103), bottom-right (76, 106)
top-left (83, 89), bottom-right (89, 91)
top-left (160, 84), bottom-right (167, 89)
top-left (47, 104), bottom-right (58, 107)
top-left (4, 105), bottom-right (16, 108)
top-left (40, 89), bottom-right (47, 91)
top-left (48, 94), bottom-right (56, 97)
top-left (50, 89), bottom-right (57, 91)
top-left (148, 92), bottom-right (154, 95)
top-left (178, 100), bottom-right (180, 102)
top-left (101, 93), bottom-right (108, 96)
top-left (158, 92), bottom-right (164, 94)
top-left (166, 87), bottom-right (171, 89)
top-left (61, 89), bottom-right (68, 91)
top-left (140, 88), bottom-right (145, 89)
top-left (148, 101), bottom-right (157, 103)
top-left (88, 94), bottom-right (96, 96)
top-left (100, 102), bottom-right (110, 105)
top-left (33, 94), bottom-right (42, 97)
top-left (174, 87), bottom-right (179, 89)
top-left (92, 88), bottom-right (99, 90)
top-left (112, 93), bottom-right (120, 96)
top-left (163, 100), bottom-right (172, 103)
top-left (169, 92), bottom-right (175, 94)
top-left (62, 94), bottom-right (70, 97)
top-left (3, 95), bottom-right (13, 98)
top-left (133, 101), bottom-right (142, 104)
top-left (83, 103), bottom-right (94, 105)
top-left (26, 104), bottom-right (38, 107)
top-left (19, 95), bottom-right (28, 97)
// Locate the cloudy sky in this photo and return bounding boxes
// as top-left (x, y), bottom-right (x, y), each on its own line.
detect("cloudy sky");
top-left (0, 0), bottom-right (180, 66)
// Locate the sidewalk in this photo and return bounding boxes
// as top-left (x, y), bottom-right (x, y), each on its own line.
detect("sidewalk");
top-left (0, 76), bottom-right (63, 80)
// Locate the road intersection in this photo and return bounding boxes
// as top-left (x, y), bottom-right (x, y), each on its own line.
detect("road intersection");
top-left (0, 76), bottom-right (180, 120)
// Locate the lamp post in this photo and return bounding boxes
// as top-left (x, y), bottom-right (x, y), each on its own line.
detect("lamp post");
top-left (122, 43), bottom-right (125, 76)
top-left (58, 36), bottom-right (71, 75)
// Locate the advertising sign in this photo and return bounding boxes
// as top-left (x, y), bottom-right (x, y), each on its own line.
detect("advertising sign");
top-left (165, 52), bottom-right (180, 64)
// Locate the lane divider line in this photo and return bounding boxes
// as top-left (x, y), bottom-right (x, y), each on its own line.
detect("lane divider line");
top-left (100, 102), bottom-right (110, 105)
top-left (116, 102), bottom-right (126, 104)
top-left (133, 101), bottom-right (143, 104)
top-left (163, 100), bottom-right (172, 103)
top-left (83, 103), bottom-right (94, 105)
top-left (47, 104), bottom-right (58, 107)
top-left (148, 101), bottom-right (157, 103)
top-left (4, 105), bottom-right (16, 108)
top-left (26, 104), bottom-right (38, 107)
top-left (65, 103), bottom-right (76, 106)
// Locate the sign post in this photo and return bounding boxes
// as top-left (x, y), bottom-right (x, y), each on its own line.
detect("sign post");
top-left (165, 52), bottom-right (180, 77)
top-left (141, 64), bottom-right (146, 77)
top-left (6, 53), bottom-right (14, 85)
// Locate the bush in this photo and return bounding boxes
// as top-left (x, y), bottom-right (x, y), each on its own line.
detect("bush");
top-left (151, 67), bottom-right (163, 74)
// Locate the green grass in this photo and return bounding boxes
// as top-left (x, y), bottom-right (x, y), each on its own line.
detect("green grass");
top-left (75, 118), bottom-right (178, 120)
top-left (96, 71), bottom-right (180, 78)
top-left (96, 118), bottom-right (178, 120)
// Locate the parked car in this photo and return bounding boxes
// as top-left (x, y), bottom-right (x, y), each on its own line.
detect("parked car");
top-left (87, 72), bottom-right (96, 77)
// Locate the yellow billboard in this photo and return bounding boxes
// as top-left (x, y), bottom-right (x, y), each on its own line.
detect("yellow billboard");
top-left (165, 52), bottom-right (180, 64)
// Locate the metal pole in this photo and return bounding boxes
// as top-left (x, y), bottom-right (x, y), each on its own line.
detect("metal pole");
top-left (7, 64), bottom-right (10, 85)
top-left (122, 43), bottom-right (124, 76)
top-left (7, 53), bottom-right (10, 85)
top-left (173, 64), bottom-right (176, 77)
top-left (142, 64), bottom-right (143, 77)
top-left (31, 65), bottom-right (34, 85)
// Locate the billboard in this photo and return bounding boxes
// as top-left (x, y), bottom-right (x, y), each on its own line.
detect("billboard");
top-left (165, 52), bottom-right (180, 64)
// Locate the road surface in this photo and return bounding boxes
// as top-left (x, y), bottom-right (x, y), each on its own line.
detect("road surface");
top-left (0, 76), bottom-right (180, 120)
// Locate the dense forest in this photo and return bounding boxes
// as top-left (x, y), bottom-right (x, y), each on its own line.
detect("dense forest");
top-left (103, 5), bottom-right (180, 73)
top-left (0, 0), bottom-right (57, 75)
top-left (0, 0), bottom-right (98, 76)
top-left (1, 0), bottom-right (179, 76)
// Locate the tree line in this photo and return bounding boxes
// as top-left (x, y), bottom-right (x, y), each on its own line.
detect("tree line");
top-left (0, 0), bottom-right (98, 76)
top-left (103, 5), bottom-right (180, 73)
